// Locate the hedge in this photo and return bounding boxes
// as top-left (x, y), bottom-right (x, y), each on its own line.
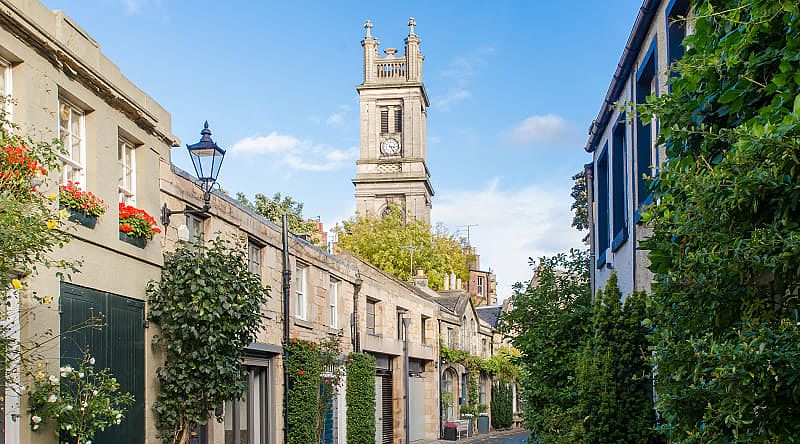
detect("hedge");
top-left (346, 353), bottom-right (375, 444)
top-left (491, 381), bottom-right (513, 429)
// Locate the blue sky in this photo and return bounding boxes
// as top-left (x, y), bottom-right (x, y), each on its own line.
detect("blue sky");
top-left (43, 0), bottom-right (642, 299)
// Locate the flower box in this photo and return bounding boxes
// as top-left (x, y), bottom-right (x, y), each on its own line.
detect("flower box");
top-left (66, 207), bottom-right (97, 229)
top-left (119, 231), bottom-right (147, 248)
top-left (118, 203), bottom-right (161, 245)
top-left (59, 181), bottom-right (106, 225)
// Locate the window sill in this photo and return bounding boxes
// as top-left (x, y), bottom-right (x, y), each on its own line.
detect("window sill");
top-left (294, 318), bottom-right (314, 330)
top-left (596, 249), bottom-right (607, 269)
top-left (611, 228), bottom-right (628, 252)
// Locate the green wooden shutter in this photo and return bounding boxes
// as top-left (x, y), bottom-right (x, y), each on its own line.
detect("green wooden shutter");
top-left (60, 283), bottom-right (145, 444)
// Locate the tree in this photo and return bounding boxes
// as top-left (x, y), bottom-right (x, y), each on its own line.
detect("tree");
top-left (333, 205), bottom-right (469, 290)
top-left (236, 191), bottom-right (317, 235)
top-left (638, 1), bottom-right (800, 441)
top-left (148, 237), bottom-right (268, 444)
top-left (502, 250), bottom-right (591, 443)
top-left (570, 169), bottom-right (589, 244)
top-left (578, 275), bottom-right (656, 444)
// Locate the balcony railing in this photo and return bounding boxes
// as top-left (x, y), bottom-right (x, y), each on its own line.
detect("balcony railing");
top-left (375, 60), bottom-right (406, 81)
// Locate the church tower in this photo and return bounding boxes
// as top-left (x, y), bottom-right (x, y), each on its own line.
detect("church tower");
top-left (353, 18), bottom-right (433, 223)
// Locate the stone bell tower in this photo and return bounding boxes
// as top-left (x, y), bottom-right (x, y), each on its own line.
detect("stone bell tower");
top-left (353, 18), bottom-right (433, 223)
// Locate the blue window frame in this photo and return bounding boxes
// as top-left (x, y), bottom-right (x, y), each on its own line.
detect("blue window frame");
top-left (634, 39), bottom-right (658, 222)
top-left (596, 145), bottom-right (610, 268)
top-left (611, 118), bottom-right (628, 251)
top-left (666, 0), bottom-right (690, 76)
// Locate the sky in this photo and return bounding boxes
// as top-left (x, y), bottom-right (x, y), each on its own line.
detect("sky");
top-left (42, 0), bottom-right (642, 300)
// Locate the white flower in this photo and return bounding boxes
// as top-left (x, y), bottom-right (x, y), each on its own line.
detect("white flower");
top-left (78, 372), bottom-right (84, 378)
top-left (115, 419), bottom-right (121, 424)
top-left (65, 404), bottom-right (73, 411)
top-left (92, 390), bottom-right (98, 395)
top-left (32, 424), bottom-right (39, 430)
top-left (115, 413), bottom-right (122, 419)
top-left (31, 415), bottom-right (42, 424)
top-left (48, 375), bottom-right (59, 384)
top-left (65, 423), bottom-right (72, 430)
top-left (81, 401), bottom-right (88, 408)
top-left (89, 357), bottom-right (95, 365)
top-left (59, 366), bottom-right (73, 377)
top-left (48, 394), bottom-right (57, 403)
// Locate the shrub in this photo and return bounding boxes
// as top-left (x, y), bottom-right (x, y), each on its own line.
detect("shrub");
top-left (491, 381), bottom-right (513, 429)
top-left (345, 352), bottom-right (375, 444)
top-left (148, 237), bottom-right (268, 444)
top-left (27, 355), bottom-right (133, 444)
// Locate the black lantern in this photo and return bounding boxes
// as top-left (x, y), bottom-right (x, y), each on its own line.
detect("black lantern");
top-left (161, 121), bottom-right (226, 228)
top-left (187, 121), bottom-right (225, 200)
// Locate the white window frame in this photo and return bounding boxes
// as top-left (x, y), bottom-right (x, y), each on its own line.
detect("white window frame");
top-left (295, 263), bottom-right (308, 320)
top-left (57, 97), bottom-right (86, 187)
top-left (477, 276), bottom-right (485, 297)
top-left (366, 299), bottom-right (376, 335)
top-left (247, 241), bottom-right (262, 277)
top-left (117, 136), bottom-right (136, 205)
top-left (328, 276), bottom-right (339, 328)
top-left (0, 56), bottom-right (13, 120)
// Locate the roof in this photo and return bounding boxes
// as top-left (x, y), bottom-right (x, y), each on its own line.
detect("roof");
top-left (475, 305), bottom-right (502, 329)
top-left (585, 0), bottom-right (660, 152)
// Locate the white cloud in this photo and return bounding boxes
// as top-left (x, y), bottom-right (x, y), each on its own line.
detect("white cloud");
top-left (326, 112), bottom-right (345, 127)
top-left (231, 132), bottom-right (357, 172)
top-left (433, 178), bottom-right (584, 302)
top-left (507, 114), bottom-right (580, 146)
top-left (433, 89), bottom-right (471, 111)
top-left (432, 46), bottom-right (493, 112)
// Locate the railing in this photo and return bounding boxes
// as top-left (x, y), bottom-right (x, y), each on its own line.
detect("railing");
top-left (375, 60), bottom-right (406, 80)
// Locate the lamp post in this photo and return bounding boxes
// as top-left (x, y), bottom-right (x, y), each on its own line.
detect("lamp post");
top-left (161, 121), bottom-right (226, 228)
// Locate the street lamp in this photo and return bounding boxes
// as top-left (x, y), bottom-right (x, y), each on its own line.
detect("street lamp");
top-left (161, 121), bottom-right (226, 228)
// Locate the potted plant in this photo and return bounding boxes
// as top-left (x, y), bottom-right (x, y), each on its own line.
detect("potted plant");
top-left (27, 355), bottom-right (133, 444)
top-left (118, 202), bottom-right (161, 248)
top-left (443, 421), bottom-right (458, 441)
top-left (59, 181), bottom-right (106, 228)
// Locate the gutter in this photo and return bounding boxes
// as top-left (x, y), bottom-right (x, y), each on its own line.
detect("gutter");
top-left (281, 215), bottom-right (291, 444)
top-left (585, 0), bottom-right (660, 153)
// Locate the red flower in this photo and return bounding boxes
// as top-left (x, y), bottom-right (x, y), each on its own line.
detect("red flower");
top-left (297, 370), bottom-right (304, 375)
top-left (120, 223), bottom-right (133, 233)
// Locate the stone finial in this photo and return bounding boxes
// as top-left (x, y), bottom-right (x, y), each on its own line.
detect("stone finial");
top-left (364, 20), bottom-right (373, 38)
top-left (384, 48), bottom-right (398, 57)
top-left (408, 17), bottom-right (416, 35)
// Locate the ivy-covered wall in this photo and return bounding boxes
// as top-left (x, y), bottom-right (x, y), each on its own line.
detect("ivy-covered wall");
top-left (345, 353), bottom-right (376, 444)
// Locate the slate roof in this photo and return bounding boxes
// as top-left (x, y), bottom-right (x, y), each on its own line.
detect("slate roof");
top-left (475, 305), bottom-right (502, 329)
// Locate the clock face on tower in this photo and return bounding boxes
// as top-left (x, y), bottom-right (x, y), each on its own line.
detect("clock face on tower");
top-left (380, 138), bottom-right (401, 156)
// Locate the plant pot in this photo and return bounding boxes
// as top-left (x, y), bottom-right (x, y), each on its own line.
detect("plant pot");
top-left (443, 425), bottom-right (458, 441)
top-left (477, 414), bottom-right (490, 434)
top-left (119, 231), bottom-right (147, 248)
top-left (66, 207), bottom-right (97, 229)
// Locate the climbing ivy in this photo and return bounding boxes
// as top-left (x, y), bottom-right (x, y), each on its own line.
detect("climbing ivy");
top-left (147, 237), bottom-right (268, 444)
top-left (638, 0), bottom-right (800, 441)
top-left (285, 337), bottom-right (343, 444)
top-left (345, 352), bottom-right (376, 444)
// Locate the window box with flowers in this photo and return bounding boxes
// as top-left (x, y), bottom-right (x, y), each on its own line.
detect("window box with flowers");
top-left (58, 181), bottom-right (106, 229)
top-left (118, 202), bottom-right (160, 248)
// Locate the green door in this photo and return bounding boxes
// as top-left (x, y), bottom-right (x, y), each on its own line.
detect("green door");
top-left (60, 283), bottom-right (145, 444)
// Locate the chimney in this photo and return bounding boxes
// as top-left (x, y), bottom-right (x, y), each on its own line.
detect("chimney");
top-left (412, 268), bottom-right (428, 288)
top-left (443, 275), bottom-right (450, 291)
top-left (449, 273), bottom-right (457, 290)
top-left (456, 278), bottom-right (462, 290)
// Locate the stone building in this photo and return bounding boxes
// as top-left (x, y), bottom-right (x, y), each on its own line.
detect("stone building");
top-left (0, 1), bottom-right (175, 443)
top-left (584, 0), bottom-right (690, 298)
top-left (353, 19), bottom-right (433, 224)
top-left (1, 3), bottom-right (510, 443)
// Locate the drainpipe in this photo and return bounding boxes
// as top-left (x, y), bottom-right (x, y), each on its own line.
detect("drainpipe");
top-left (403, 317), bottom-right (411, 444)
top-left (437, 319), bottom-right (443, 439)
top-left (281, 214), bottom-right (291, 444)
top-left (585, 162), bottom-right (596, 297)
top-left (352, 271), bottom-right (363, 353)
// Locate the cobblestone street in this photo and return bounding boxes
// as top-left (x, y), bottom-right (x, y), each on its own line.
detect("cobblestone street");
top-left (420, 429), bottom-right (531, 444)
